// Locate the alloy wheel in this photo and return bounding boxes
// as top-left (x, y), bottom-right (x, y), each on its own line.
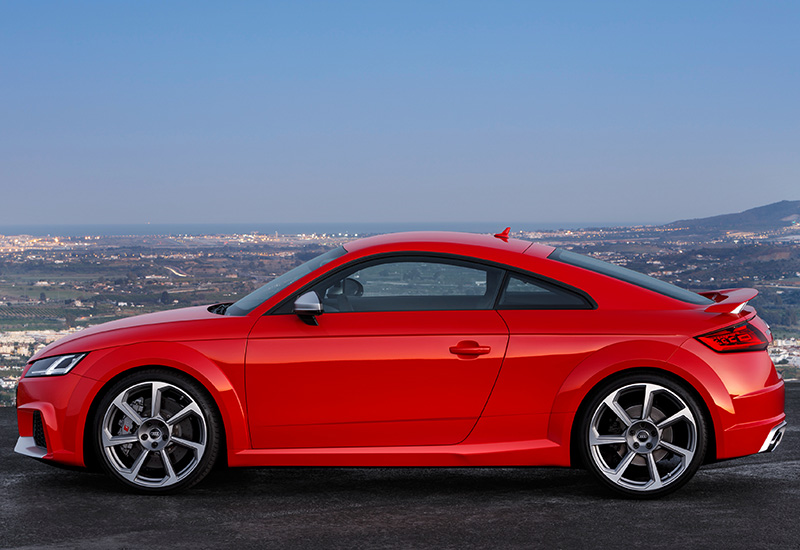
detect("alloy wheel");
top-left (585, 380), bottom-right (703, 495)
top-left (99, 380), bottom-right (209, 489)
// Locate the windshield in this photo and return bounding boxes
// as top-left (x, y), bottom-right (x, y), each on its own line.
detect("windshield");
top-left (226, 246), bottom-right (348, 316)
top-left (549, 248), bottom-right (713, 305)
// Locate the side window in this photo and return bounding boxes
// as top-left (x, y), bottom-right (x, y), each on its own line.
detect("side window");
top-left (313, 257), bottom-right (503, 312)
top-left (498, 273), bottom-right (591, 309)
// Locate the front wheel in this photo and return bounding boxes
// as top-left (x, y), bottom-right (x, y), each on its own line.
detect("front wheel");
top-left (578, 374), bottom-right (707, 498)
top-left (92, 369), bottom-right (220, 493)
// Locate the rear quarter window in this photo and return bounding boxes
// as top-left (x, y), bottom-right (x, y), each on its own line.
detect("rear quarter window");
top-left (498, 273), bottom-right (593, 309)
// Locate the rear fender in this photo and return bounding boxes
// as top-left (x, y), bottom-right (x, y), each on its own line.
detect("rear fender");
top-left (550, 339), bottom-right (685, 415)
top-left (546, 339), bottom-right (729, 458)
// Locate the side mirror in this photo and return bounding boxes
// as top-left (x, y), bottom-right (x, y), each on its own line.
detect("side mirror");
top-left (294, 291), bottom-right (322, 325)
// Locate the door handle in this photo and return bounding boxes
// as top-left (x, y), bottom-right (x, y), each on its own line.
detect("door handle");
top-left (449, 341), bottom-right (491, 356)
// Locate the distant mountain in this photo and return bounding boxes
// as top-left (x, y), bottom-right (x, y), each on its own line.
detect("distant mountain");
top-left (666, 200), bottom-right (800, 232)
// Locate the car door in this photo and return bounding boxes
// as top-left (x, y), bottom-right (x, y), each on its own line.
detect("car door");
top-left (245, 255), bottom-right (509, 449)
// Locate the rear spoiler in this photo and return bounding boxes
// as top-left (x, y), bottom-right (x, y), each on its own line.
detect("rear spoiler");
top-left (698, 288), bottom-right (758, 314)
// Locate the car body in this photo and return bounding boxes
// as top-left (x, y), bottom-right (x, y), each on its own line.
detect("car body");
top-left (15, 231), bottom-right (786, 496)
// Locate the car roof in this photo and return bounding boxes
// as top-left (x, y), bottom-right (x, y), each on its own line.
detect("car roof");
top-left (343, 231), bottom-right (554, 258)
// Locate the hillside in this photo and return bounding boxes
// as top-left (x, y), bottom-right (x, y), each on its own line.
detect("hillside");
top-left (667, 200), bottom-right (800, 231)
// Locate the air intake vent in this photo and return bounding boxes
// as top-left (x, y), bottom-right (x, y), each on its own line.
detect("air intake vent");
top-left (32, 411), bottom-right (47, 450)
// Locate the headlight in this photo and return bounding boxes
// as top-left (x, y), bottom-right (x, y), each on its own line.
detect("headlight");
top-left (25, 353), bottom-right (87, 377)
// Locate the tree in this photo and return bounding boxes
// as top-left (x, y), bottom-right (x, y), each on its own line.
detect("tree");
top-left (64, 311), bottom-right (76, 328)
top-left (160, 291), bottom-right (170, 305)
top-left (39, 292), bottom-right (46, 302)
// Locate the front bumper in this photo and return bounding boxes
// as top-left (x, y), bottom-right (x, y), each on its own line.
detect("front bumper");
top-left (14, 437), bottom-right (47, 459)
top-left (15, 371), bottom-right (98, 467)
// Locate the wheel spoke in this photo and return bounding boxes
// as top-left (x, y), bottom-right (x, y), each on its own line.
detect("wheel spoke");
top-left (589, 429), bottom-right (627, 446)
top-left (608, 451), bottom-right (636, 482)
top-left (166, 401), bottom-right (203, 426)
top-left (646, 452), bottom-right (663, 490)
top-left (102, 430), bottom-right (139, 448)
top-left (121, 449), bottom-right (149, 482)
top-left (603, 392), bottom-right (633, 427)
top-left (151, 382), bottom-right (167, 419)
top-left (172, 436), bottom-right (205, 454)
top-left (160, 450), bottom-right (178, 484)
top-left (657, 406), bottom-right (693, 430)
top-left (113, 395), bottom-right (144, 426)
top-left (660, 440), bottom-right (695, 463)
top-left (641, 384), bottom-right (658, 421)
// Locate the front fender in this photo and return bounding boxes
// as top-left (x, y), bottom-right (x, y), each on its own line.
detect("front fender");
top-left (73, 340), bottom-right (249, 465)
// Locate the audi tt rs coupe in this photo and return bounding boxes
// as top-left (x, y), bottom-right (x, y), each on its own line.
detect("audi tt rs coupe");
top-left (15, 230), bottom-right (786, 497)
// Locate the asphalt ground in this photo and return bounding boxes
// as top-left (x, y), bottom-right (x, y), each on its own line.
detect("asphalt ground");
top-left (1, 383), bottom-right (797, 550)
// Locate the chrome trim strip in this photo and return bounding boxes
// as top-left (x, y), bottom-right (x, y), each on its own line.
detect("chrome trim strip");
top-left (758, 420), bottom-right (787, 453)
top-left (14, 436), bottom-right (47, 459)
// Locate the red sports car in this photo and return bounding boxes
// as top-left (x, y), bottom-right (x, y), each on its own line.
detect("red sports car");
top-left (15, 231), bottom-right (786, 497)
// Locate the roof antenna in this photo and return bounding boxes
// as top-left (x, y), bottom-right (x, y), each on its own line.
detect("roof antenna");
top-left (494, 227), bottom-right (511, 241)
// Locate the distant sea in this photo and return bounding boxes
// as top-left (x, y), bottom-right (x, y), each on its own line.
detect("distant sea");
top-left (0, 221), bottom-right (647, 237)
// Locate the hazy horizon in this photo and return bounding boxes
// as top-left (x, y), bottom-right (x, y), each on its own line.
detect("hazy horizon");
top-left (0, 220), bottom-right (648, 238)
top-left (2, 196), bottom-right (797, 237)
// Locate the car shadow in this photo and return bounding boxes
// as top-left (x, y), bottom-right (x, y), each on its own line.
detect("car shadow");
top-left (24, 460), bottom-right (780, 505)
top-left (35, 463), bottom-right (603, 498)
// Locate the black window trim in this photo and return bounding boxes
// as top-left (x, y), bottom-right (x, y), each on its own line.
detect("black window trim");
top-left (493, 271), bottom-right (595, 311)
top-left (268, 251), bottom-right (596, 315)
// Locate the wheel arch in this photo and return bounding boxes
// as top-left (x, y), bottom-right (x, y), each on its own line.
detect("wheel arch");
top-left (543, 338), bottom-right (728, 467)
top-left (565, 366), bottom-right (717, 468)
top-left (82, 363), bottom-right (232, 471)
top-left (77, 341), bottom-right (248, 469)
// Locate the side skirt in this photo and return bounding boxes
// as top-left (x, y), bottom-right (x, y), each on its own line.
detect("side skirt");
top-left (228, 439), bottom-right (568, 467)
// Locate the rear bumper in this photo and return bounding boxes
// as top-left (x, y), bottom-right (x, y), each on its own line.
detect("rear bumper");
top-left (676, 339), bottom-right (786, 461)
top-left (718, 380), bottom-right (785, 459)
top-left (758, 420), bottom-right (787, 453)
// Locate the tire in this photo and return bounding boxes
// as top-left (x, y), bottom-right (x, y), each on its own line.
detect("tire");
top-left (91, 368), bottom-right (221, 494)
top-left (577, 373), bottom-right (707, 499)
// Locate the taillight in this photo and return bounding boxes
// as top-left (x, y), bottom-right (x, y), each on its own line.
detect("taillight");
top-left (696, 322), bottom-right (769, 353)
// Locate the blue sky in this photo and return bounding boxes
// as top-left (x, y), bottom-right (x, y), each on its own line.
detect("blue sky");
top-left (1, 1), bottom-right (798, 226)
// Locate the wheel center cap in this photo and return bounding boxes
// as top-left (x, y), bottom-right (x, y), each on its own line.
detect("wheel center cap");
top-left (626, 421), bottom-right (660, 454)
top-left (137, 419), bottom-right (171, 451)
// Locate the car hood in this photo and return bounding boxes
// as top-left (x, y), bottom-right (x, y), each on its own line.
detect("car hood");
top-left (30, 305), bottom-right (250, 361)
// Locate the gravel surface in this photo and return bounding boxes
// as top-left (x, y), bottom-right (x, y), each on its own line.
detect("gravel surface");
top-left (1, 383), bottom-right (797, 549)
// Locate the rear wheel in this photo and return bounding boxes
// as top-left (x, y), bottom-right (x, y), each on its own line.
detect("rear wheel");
top-left (92, 369), bottom-right (220, 493)
top-left (578, 373), bottom-right (707, 498)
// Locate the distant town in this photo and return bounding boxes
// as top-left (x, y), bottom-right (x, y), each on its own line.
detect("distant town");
top-left (2, 202), bottom-right (800, 404)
